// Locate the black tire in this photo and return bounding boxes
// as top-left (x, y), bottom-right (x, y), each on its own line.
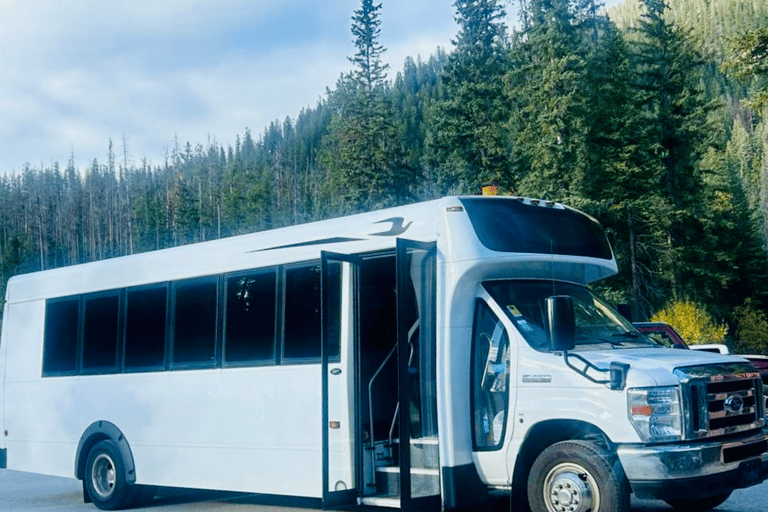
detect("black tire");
top-left (527, 440), bottom-right (630, 512)
top-left (664, 491), bottom-right (732, 511)
top-left (84, 440), bottom-right (138, 510)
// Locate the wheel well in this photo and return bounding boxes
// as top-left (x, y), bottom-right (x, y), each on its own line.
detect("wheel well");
top-left (75, 420), bottom-right (136, 484)
top-left (511, 420), bottom-right (614, 504)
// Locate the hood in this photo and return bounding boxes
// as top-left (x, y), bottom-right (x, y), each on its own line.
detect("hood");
top-left (573, 347), bottom-right (751, 388)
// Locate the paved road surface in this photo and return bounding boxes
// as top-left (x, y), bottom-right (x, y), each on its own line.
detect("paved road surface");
top-left (0, 469), bottom-right (765, 511)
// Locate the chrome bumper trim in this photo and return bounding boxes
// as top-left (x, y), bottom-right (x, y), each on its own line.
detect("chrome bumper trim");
top-left (617, 431), bottom-right (768, 482)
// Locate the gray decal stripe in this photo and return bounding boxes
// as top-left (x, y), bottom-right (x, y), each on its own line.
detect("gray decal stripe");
top-left (247, 237), bottom-right (363, 252)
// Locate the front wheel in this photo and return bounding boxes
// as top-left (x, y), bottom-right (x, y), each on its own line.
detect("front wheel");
top-left (664, 491), bottom-right (732, 511)
top-left (84, 440), bottom-right (138, 510)
top-left (527, 440), bottom-right (630, 512)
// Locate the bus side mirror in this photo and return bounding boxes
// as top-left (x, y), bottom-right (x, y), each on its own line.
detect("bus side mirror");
top-left (546, 295), bottom-right (575, 352)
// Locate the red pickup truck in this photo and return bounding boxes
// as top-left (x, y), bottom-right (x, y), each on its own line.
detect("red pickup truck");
top-left (634, 321), bottom-right (768, 385)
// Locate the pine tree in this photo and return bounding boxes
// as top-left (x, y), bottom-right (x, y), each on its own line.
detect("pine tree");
top-left (430, 0), bottom-right (510, 193)
top-left (349, 0), bottom-right (389, 97)
top-left (703, 148), bottom-right (768, 321)
top-left (325, 0), bottom-right (402, 211)
top-left (723, 26), bottom-right (768, 111)
top-left (580, 22), bottom-right (672, 320)
top-left (632, 0), bottom-right (717, 300)
top-left (508, 0), bottom-right (604, 200)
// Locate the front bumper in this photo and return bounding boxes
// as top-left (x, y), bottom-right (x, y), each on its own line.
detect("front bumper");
top-left (617, 431), bottom-right (768, 500)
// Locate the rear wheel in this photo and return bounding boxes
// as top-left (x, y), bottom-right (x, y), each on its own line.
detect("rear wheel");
top-left (527, 440), bottom-right (630, 512)
top-left (664, 491), bottom-right (732, 511)
top-left (84, 440), bottom-right (137, 510)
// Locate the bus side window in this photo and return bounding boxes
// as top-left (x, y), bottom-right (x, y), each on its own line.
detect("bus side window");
top-left (172, 277), bottom-right (218, 366)
top-left (471, 300), bottom-right (510, 451)
top-left (224, 271), bottom-right (277, 364)
top-left (283, 264), bottom-right (321, 361)
top-left (125, 285), bottom-right (168, 370)
top-left (43, 297), bottom-right (80, 375)
top-left (81, 292), bottom-right (121, 372)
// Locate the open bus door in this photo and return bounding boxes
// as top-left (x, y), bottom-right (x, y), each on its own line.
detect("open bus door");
top-left (395, 239), bottom-right (440, 511)
top-left (321, 252), bottom-right (361, 508)
top-left (321, 242), bottom-right (440, 511)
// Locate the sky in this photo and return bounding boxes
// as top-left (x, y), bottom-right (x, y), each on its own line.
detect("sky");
top-left (0, 0), bottom-right (623, 175)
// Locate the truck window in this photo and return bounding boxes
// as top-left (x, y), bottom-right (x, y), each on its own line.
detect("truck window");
top-left (172, 277), bottom-right (218, 366)
top-left (125, 285), bottom-right (168, 370)
top-left (82, 292), bottom-right (120, 372)
top-left (43, 298), bottom-right (80, 375)
top-left (224, 270), bottom-right (277, 364)
top-left (283, 264), bottom-right (322, 361)
top-left (484, 280), bottom-right (650, 351)
top-left (471, 300), bottom-right (510, 451)
top-left (460, 197), bottom-right (612, 259)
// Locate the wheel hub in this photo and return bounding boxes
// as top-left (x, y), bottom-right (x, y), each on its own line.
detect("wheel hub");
top-left (91, 453), bottom-right (117, 500)
top-left (544, 463), bottom-right (597, 512)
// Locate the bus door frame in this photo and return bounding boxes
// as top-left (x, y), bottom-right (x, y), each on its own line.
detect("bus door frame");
top-left (321, 251), bottom-right (361, 507)
top-left (396, 239), bottom-right (441, 511)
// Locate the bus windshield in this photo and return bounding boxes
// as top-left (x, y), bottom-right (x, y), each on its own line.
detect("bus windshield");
top-left (483, 280), bottom-right (653, 351)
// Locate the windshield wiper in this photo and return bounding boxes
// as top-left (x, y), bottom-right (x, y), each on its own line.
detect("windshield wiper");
top-left (613, 331), bottom-right (643, 338)
top-left (611, 332), bottom-right (653, 344)
top-left (577, 337), bottom-right (624, 347)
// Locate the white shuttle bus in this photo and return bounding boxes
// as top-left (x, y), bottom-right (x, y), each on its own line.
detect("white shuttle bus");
top-left (1, 195), bottom-right (767, 512)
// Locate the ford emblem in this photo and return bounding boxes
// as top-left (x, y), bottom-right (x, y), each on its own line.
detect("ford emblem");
top-left (724, 394), bottom-right (744, 414)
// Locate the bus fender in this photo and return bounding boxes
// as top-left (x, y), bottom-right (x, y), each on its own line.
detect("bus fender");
top-left (74, 420), bottom-right (137, 485)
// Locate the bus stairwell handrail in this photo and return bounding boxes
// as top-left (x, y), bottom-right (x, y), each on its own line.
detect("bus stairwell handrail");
top-left (368, 344), bottom-right (397, 451)
top-left (368, 320), bottom-right (419, 453)
top-left (388, 340), bottom-right (415, 446)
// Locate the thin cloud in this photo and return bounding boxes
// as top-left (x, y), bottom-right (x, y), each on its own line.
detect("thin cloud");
top-left (0, 0), bottom-right (484, 174)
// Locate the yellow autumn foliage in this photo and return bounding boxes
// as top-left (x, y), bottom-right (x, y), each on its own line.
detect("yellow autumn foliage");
top-left (650, 299), bottom-right (728, 345)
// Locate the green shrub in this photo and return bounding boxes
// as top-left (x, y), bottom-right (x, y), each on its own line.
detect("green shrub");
top-left (734, 299), bottom-right (768, 355)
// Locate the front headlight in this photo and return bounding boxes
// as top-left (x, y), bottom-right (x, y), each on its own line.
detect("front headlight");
top-left (628, 386), bottom-right (682, 443)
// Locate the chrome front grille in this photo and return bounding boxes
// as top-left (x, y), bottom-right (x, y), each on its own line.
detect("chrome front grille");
top-left (706, 378), bottom-right (761, 436)
top-left (676, 363), bottom-right (766, 440)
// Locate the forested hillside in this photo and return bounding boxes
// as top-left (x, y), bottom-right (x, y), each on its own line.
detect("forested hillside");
top-left (3, 0), bottom-right (768, 347)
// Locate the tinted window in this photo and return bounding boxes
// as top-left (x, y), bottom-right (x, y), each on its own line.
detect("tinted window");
top-left (283, 264), bottom-right (321, 360)
top-left (82, 293), bottom-right (120, 371)
top-left (484, 280), bottom-right (650, 351)
top-left (225, 271), bottom-right (276, 364)
top-left (125, 286), bottom-right (167, 369)
top-left (173, 277), bottom-right (218, 365)
top-left (460, 197), bottom-right (613, 259)
top-left (472, 301), bottom-right (510, 450)
top-left (43, 298), bottom-right (79, 374)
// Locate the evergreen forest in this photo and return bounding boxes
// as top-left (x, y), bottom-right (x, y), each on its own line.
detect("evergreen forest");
top-left (3, 0), bottom-right (768, 350)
